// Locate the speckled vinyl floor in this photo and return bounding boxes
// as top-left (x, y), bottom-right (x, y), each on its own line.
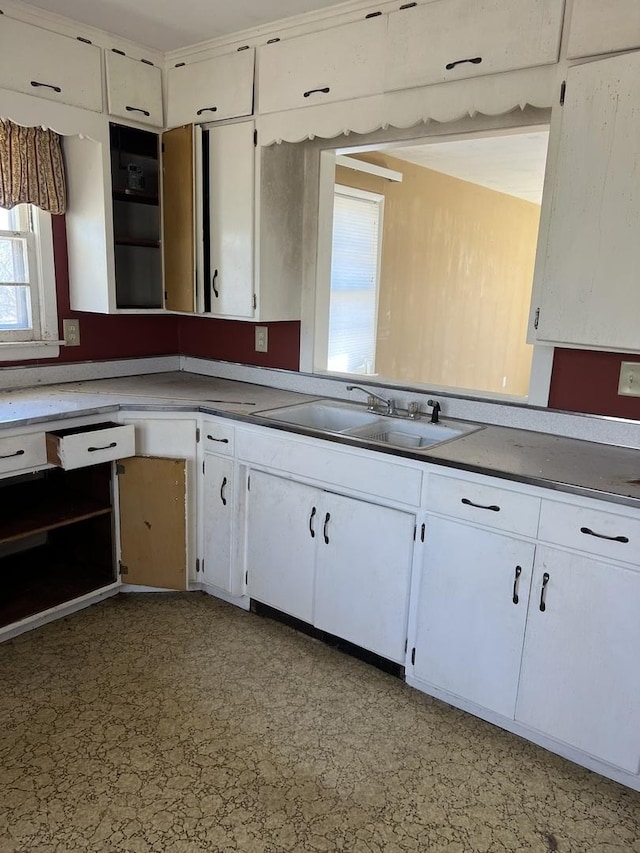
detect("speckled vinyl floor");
top-left (1, 594), bottom-right (639, 853)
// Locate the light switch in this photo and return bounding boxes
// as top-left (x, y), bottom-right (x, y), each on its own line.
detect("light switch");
top-left (618, 362), bottom-right (640, 397)
top-left (255, 326), bottom-right (268, 353)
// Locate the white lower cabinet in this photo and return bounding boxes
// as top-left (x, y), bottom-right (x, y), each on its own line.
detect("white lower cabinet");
top-left (412, 517), bottom-right (535, 718)
top-left (202, 453), bottom-right (235, 593)
top-left (515, 547), bottom-right (640, 774)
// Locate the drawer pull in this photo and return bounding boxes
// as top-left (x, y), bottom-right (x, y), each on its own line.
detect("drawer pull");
top-left (0, 448), bottom-right (25, 459)
top-left (220, 476), bottom-right (227, 506)
top-left (88, 441), bottom-right (117, 452)
top-left (31, 80), bottom-right (62, 93)
top-left (304, 87), bottom-right (330, 98)
top-left (445, 56), bottom-right (483, 71)
top-left (126, 105), bottom-right (151, 117)
top-left (461, 497), bottom-right (500, 512)
top-left (539, 572), bottom-right (550, 612)
top-left (212, 269), bottom-right (219, 298)
top-left (206, 435), bottom-right (229, 444)
top-left (196, 106), bottom-right (218, 116)
top-left (580, 526), bottom-right (629, 544)
top-left (512, 565), bottom-right (522, 605)
top-left (309, 506), bottom-right (316, 538)
top-left (323, 511), bottom-right (331, 544)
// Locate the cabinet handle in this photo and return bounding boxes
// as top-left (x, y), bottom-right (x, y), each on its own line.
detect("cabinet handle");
top-left (512, 565), bottom-right (522, 604)
top-left (196, 106), bottom-right (218, 116)
top-left (539, 572), bottom-right (550, 612)
top-left (309, 506), bottom-right (316, 538)
top-left (461, 497), bottom-right (500, 512)
top-left (206, 435), bottom-right (229, 444)
top-left (88, 441), bottom-right (117, 452)
top-left (125, 105), bottom-right (151, 117)
top-left (445, 56), bottom-right (483, 71)
top-left (304, 87), bottom-right (330, 98)
top-left (580, 526), bottom-right (629, 544)
top-left (0, 448), bottom-right (25, 459)
top-left (220, 476), bottom-right (227, 506)
top-left (30, 80), bottom-right (62, 93)
top-left (323, 512), bottom-right (331, 544)
top-left (212, 269), bottom-right (219, 298)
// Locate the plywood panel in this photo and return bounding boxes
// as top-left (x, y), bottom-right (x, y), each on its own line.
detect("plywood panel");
top-left (162, 125), bottom-right (195, 313)
top-left (118, 456), bottom-right (187, 590)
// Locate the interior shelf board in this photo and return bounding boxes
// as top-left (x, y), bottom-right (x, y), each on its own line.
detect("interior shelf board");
top-left (0, 492), bottom-right (112, 546)
top-left (113, 189), bottom-right (159, 206)
top-left (114, 237), bottom-right (160, 248)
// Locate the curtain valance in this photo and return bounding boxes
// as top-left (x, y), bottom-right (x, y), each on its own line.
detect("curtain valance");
top-left (0, 118), bottom-right (66, 214)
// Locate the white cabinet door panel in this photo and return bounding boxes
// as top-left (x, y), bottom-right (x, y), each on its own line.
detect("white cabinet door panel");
top-left (386, 0), bottom-right (563, 91)
top-left (0, 16), bottom-right (102, 112)
top-left (412, 518), bottom-right (534, 718)
top-left (105, 51), bottom-right (163, 127)
top-left (246, 471), bottom-right (317, 623)
top-left (567, 0), bottom-right (640, 59)
top-left (314, 493), bottom-right (415, 663)
top-left (536, 52), bottom-right (640, 349)
top-left (516, 547), bottom-right (640, 774)
top-left (258, 17), bottom-right (386, 114)
top-left (166, 49), bottom-right (255, 127)
top-left (203, 454), bottom-right (234, 592)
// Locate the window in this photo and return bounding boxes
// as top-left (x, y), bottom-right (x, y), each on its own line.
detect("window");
top-left (0, 204), bottom-right (58, 360)
top-left (326, 186), bottom-right (383, 375)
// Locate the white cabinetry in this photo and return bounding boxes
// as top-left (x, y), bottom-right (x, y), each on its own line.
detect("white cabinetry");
top-left (0, 16), bottom-right (102, 112)
top-left (533, 51), bottom-right (640, 350)
top-left (412, 517), bottom-right (534, 718)
top-left (567, 0), bottom-right (640, 59)
top-left (105, 51), bottom-right (163, 127)
top-left (258, 17), bottom-right (386, 114)
top-left (386, 0), bottom-right (563, 92)
top-left (516, 546), bottom-right (640, 773)
top-left (166, 49), bottom-right (255, 128)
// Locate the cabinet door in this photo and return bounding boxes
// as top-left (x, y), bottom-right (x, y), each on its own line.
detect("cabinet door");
top-left (314, 493), bottom-right (415, 663)
top-left (118, 456), bottom-right (187, 590)
top-left (162, 125), bottom-right (197, 313)
top-left (567, 0), bottom-right (640, 59)
top-left (105, 51), bottom-right (163, 127)
top-left (202, 454), bottom-right (234, 592)
top-left (535, 52), bottom-right (640, 349)
top-left (0, 16), bottom-right (102, 112)
top-left (386, 0), bottom-right (563, 91)
top-left (516, 548), bottom-right (640, 774)
top-left (246, 471), bottom-right (317, 623)
top-left (206, 122), bottom-right (255, 318)
top-left (258, 17), bottom-right (386, 114)
top-left (166, 49), bottom-right (255, 127)
top-left (412, 517), bottom-right (534, 718)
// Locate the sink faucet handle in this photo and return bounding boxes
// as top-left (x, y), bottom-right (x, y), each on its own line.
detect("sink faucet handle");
top-left (366, 395), bottom-right (377, 411)
top-left (407, 401), bottom-right (421, 419)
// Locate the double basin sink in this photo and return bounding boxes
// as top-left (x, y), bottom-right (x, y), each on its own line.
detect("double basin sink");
top-left (261, 400), bottom-right (482, 452)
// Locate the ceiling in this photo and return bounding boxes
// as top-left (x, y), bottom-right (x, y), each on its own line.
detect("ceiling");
top-left (26, 0), bottom-right (346, 51)
top-left (385, 131), bottom-right (550, 205)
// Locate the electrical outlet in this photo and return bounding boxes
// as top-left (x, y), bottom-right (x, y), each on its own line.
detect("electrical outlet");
top-left (63, 318), bottom-right (81, 347)
top-left (618, 361), bottom-right (640, 397)
top-left (255, 326), bottom-right (268, 353)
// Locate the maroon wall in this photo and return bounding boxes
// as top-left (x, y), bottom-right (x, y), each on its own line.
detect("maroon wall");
top-left (177, 315), bottom-right (300, 371)
top-left (549, 348), bottom-right (640, 419)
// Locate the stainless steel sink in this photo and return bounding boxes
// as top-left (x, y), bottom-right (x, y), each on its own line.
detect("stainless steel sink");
top-left (261, 400), bottom-right (482, 450)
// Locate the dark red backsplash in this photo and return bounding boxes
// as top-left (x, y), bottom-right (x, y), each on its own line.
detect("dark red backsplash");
top-left (549, 348), bottom-right (640, 419)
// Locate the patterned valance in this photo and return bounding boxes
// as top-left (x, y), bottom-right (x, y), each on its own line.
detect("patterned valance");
top-left (0, 118), bottom-right (66, 214)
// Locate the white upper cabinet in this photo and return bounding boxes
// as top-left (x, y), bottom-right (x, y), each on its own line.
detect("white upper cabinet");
top-left (534, 52), bottom-right (640, 350)
top-left (258, 16), bottom-right (387, 114)
top-left (0, 16), bottom-right (102, 112)
top-left (567, 0), bottom-right (640, 58)
top-left (105, 51), bottom-right (163, 127)
top-left (166, 49), bottom-right (255, 127)
top-left (386, 0), bottom-right (564, 91)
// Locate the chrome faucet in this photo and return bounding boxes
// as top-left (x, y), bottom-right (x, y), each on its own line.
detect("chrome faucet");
top-left (346, 385), bottom-right (396, 415)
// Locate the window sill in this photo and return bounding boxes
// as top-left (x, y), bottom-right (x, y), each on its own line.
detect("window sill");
top-left (0, 340), bottom-right (63, 362)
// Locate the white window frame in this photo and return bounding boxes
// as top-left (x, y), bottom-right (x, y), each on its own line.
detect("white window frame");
top-left (0, 205), bottom-right (60, 361)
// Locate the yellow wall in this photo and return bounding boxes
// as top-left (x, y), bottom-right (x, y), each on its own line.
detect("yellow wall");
top-left (335, 152), bottom-right (541, 396)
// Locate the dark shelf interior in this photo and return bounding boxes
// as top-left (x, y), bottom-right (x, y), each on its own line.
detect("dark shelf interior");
top-left (114, 237), bottom-right (160, 249)
top-left (113, 189), bottom-right (159, 206)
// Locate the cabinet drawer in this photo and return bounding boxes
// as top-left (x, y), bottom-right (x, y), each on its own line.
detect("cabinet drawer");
top-left (202, 421), bottom-right (235, 456)
top-left (46, 422), bottom-right (135, 470)
top-left (539, 499), bottom-right (640, 565)
top-left (105, 51), bottom-right (163, 127)
top-left (426, 473), bottom-right (540, 537)
top-left (0, 432), bottom-right (47, 476)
